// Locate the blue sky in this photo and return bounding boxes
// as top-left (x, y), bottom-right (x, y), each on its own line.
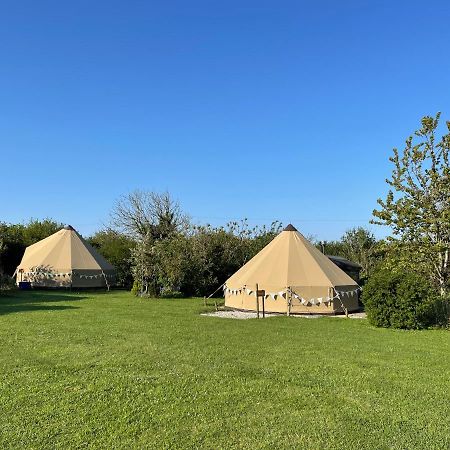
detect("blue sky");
top-left (1, 1), bottom-right (449, 240)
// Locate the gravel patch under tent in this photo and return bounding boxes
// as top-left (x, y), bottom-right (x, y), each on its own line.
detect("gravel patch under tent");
top-left (201, 310), bottom-right (366, 320)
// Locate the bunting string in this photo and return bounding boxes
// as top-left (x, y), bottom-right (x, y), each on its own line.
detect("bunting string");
top-left (21, 271), bottom-right (114, 279)
top-left (224, 284), bottom-right (360, 306)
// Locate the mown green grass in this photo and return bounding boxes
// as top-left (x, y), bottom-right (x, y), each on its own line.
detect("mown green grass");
top-left (0, 290), bottom-right (449, 449)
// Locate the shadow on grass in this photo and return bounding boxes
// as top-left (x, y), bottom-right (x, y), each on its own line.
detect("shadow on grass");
top-left (0, 291), bottom-right (86, 316)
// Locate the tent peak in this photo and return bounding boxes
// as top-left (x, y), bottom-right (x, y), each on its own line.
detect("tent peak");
top-left (283, 223), bottom-right (298, 232)
top-left (64, 225), bottom-right (75, 231)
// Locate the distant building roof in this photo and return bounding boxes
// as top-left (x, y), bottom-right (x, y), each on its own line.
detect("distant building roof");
top-left (327, 255), bottom-right (362, 270)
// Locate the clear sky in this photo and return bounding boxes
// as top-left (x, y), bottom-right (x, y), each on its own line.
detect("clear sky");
top-left (1, 0), bottom-right (449, 240)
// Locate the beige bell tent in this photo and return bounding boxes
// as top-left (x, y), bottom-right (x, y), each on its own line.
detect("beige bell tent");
top-left (15, 225), bottom-right (115, 288)
top-left (225, 224), bottom-right (359, 314)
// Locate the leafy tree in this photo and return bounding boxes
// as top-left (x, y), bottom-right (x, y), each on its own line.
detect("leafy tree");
top-left (316, 240), bottom-right (346, 257)
top-left (132, 219), bottom-right (283, 297)
top-left (0, 222), bottom-right (25, 275)
top-left (372, 113), bottom-right (450, 295)
top-left (315, 227), bottom-right (379, 280)
top-left (340, 227), bottom-right (378, 278)
top-left (22, 218), bottom-right (64, 246)
top-left (111, 190), bottom-right (191, 295)
top-left (0, 233), bottom-right (4, 274)
top-left (88, 230), bottom-right (135, 288)
top-left (0, 218), bottom-right (63, 276)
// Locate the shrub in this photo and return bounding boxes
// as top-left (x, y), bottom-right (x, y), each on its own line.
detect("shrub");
top-left (0, 273), bottom-right (16, 294)
top-left (159, 290), bottom-right (184, 299)
top-left (131, 280), bottom-right (141, 296)
top-left (363, 269), bottom-right (449, 329)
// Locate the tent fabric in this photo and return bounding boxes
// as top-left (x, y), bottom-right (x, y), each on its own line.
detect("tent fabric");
top-left (225, 224), bottom-right (359, 314)
top-left (16, 225), bottom-right (115, 288)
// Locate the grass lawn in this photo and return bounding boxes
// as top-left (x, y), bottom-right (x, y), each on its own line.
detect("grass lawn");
top-left (0, 290), bottom-right (449, 449)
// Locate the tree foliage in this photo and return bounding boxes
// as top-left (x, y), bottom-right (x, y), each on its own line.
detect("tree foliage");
top-left (0, 218), bottom-right (64, 276)
top-left (110, 190), bottom-right (189, 240)
top-left (316, 227), bottom-right (379, 279)
top-left (133, 219), bottom-right (283, 297)
top-left (88, 230), bottom-right (135, 288)
top-left (372, 113), bottom-right (450, 294)
top-left (111, 190), bottom-right (191, 295)
top-left (363, 267), bottom-right (449, 329)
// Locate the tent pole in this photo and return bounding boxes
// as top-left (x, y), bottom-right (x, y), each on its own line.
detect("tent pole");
top-left (256, 283), bottom-right (260, 319)
top-left (262, 289), bottom-right (265, 319)
top-left (287, 287), bottom-right (291, 316)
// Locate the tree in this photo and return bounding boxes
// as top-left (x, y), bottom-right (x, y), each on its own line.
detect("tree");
top-left (340, 227), bottom-right (378, 278)
top-left (88, 229), bottom-right (135, 288)
top-left (110, 190), bottom-right (189, 240)
top-left (314, 227), bottom-right (379, 279)
top-left (0, 218), bottom-right (63, 276)
top-left (0, 234), bottom-right (5, 274)
top-left (316, 240), bottom-right (346, 257)
top-left (111, 191), bottom-right (190, 295)
top-left (145, 220), bottom-right (283, 297)
top-left (372, 113), bottom-right (450, 295)
top-left (21, 218), bottom-right (64, 246)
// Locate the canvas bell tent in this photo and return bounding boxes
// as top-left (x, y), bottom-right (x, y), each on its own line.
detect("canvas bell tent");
top-left (224, 224), bottom-right (359, 314)
top-left (15, 225), bottom-right (115, 288)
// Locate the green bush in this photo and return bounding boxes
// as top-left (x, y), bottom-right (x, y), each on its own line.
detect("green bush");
top-left (131, 280), bottom-right (141, 296)
top-left (0, 273), bottom-right (16, 294)
top-left (363, 269), bottom-right (449, 329)
top-left (159, 290), bottom-right (184, 299)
